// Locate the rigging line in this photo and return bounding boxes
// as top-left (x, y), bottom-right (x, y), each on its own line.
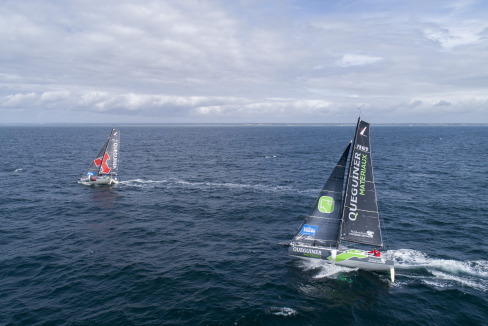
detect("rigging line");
top-left (342, 207), bottom-right (379, 214)
top-left (320, 190), bottom-right (342, 194)
top-left (308, 216), bottom-right (342, 220)
top-left (379, 214), bottom-right (392, 257)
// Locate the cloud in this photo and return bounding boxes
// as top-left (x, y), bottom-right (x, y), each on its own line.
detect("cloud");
top-left (335, 54), bottom-right (383, 67)
top-left (40, 91), bottom-right (71, 103)
top-left (1, 92), bottom-right (37, 107)
top-left (0, 0), bottom-right (487, 123)
top-left (423, 21), bottom-right (488, 49)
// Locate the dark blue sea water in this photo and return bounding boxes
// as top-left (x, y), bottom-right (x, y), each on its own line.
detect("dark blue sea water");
top-left (1, 125), bottom-right (487, 326)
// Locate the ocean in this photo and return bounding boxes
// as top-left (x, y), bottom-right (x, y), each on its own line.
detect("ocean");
top-left (1, 125), bottom-right (487, 325)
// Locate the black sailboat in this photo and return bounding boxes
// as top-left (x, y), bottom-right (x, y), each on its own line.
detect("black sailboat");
top-left (79, 129), bottom-right (120, 185)
top-left (288, 118), bottom-right (395, 282)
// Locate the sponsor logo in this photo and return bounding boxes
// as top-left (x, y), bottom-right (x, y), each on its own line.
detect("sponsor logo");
top-left (300, 224), bottom-right (319, 236)
top-left (347, 152), bottom-right (368, 220)
top-left (87, 172), bottom-right (95, 176)
top-left (94, 153), bottom-right (111, 174)
top-left (292, 246), bottom-right (322, 256)
top-left (360, 126), bottom-right (367, 136)
top-left (359, 154), bottom-right (367, 195)
top-left (348, 151), bottom-right (361, 220)
top-left (318, 196), bottom-right (334, 213)
top-left (112, 142), bottom-right (118, 170)
top-left (349, 230), bottom-right (375, 238)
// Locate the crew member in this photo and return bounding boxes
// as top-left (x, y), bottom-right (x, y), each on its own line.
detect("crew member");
top-left (368, 248), bottom-right (381, 257)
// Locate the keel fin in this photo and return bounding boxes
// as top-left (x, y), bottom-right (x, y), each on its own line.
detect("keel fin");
top-left (390, 267), bottom-right (395, 283)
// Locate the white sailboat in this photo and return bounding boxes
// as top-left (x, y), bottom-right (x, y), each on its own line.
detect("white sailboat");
top-left (79, 129), bottom-right (120, 186)
top-left (289, 118), bottom-right (395, 282)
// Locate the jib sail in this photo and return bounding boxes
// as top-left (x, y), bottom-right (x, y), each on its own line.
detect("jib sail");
top-left (292, 143), bottom-right (351, 248)
top-left (340, 119), bottom-right (383, 247)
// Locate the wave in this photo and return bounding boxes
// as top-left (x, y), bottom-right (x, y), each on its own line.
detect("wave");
top-left (390, 249), bottom-right (487, 291)
top-left (295, 249), bottom-right (487, 291)
top-left (268, 307), bottom-right (297, 317)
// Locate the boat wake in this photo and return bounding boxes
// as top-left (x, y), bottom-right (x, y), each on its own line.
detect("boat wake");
top-left (118, 179), bottom-right (168, 188)
top-left (299, 258), bottom-right (358, 279)
top-left (294, 249), bottom-right (487, 291)
top-left (390, 249), bottom-right (487, 291)
top-left (118, 178), bottom-right (295, 193)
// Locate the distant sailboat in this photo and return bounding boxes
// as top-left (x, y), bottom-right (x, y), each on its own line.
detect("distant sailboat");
top-left (79, 129), bottom-right (119, 185)
top-left (289, 118), bottom-right (395, 282)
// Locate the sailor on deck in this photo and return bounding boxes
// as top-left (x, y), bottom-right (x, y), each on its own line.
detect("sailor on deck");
top-left (368, 248), bottom-right (381, 257)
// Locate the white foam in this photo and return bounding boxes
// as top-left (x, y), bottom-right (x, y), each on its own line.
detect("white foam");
top-left (429, 270), bottom-right (487, 291)
top-left (389, 248), bottom-right (488, 291)
top-left (391, 249), bottom-right (488, 276)
top-left (14, 168), bottom-right (23, 172)
top-left (269, 307), bottom-right (297, 317)
top-left (119, 177), bottom-right (317, 195)
top-left (299, 258), bottom-right (357, 279)
top-left (117, 179), bottom-right (168, 188)
top-left (132, 178), bottom-right (295, 193)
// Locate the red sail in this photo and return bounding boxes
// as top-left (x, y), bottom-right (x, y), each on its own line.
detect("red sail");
top-left (99, 153), bottom-right (111, 174)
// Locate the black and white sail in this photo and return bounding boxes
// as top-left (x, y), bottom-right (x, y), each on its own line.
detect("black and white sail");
top-left (289, 118), bottom-right (394, 281)
top-left (340, 119), bottom-right (383, 247)
top-left (80, 129), bottom-right (119, 184)
top-left (291, 143), bottom-right (351, 248)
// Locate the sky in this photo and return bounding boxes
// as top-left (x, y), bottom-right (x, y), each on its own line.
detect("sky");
top-left (1, 0), bottom-right (487, 124)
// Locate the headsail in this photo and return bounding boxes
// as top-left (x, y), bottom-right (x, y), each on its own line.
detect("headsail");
top-left (82, 129), bottom-right (119, 179)
top-left (340, 119), bottom-right (383, 247)
top-left (292, 143), bottom-right (351, 248)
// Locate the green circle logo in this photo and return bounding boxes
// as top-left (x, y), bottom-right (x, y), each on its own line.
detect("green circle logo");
top-left (318, 196), bottom-right (334, 213)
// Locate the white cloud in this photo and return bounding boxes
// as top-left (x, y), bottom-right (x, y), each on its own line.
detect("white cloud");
top-left (423, 21), bottom-right (488, 49)
top-left (40, 91), bottom-right (71, 103)
top-left (1, 92), bottom-right (37, 107)
top-left (335, 54), bottom-right (383, 67)
top-left (0, 0), bottom-right (487, 123)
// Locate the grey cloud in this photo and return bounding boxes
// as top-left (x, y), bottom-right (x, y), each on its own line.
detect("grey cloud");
top-left (0, 0), bottom-right (487, 123)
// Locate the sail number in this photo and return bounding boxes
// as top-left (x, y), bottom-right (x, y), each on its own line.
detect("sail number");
top-left (356, 144), bottom-right (369, 152)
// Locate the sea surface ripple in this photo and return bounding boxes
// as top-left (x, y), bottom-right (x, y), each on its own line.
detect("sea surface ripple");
top-left (0, 125), bottom-right (487, 325)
